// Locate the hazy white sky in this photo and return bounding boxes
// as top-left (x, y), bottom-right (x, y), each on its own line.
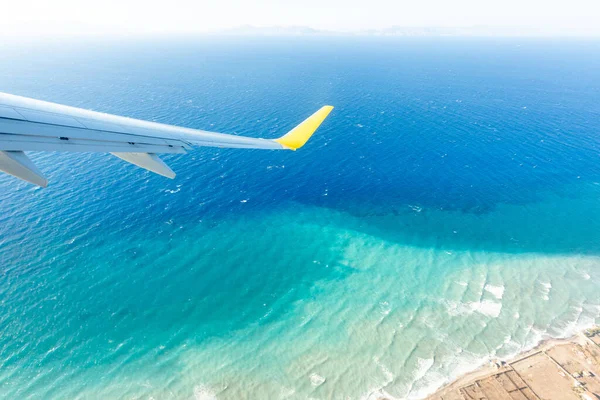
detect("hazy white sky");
top-left (1, 0), bottom-right (599, 37)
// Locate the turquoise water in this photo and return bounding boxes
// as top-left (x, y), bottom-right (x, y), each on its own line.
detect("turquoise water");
top-left (1, 38), bottom-right (600, 399)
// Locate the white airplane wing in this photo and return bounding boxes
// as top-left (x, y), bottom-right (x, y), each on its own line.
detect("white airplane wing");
top-left (0, 92), bottom-right (333, 187)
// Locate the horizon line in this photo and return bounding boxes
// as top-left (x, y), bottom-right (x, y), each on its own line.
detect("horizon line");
top-left (2, 24), bottom-right (600, 41)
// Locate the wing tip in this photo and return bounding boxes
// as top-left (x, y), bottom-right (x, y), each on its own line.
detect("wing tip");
top-left (274, 105), bottom-right (334, 150)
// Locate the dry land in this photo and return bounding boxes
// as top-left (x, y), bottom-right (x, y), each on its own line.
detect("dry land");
top-left (425, 327), bottom-right (600, 400)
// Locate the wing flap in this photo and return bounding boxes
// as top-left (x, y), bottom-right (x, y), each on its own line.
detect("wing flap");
top-left (111, 152), bottom-right (176, 179)
top-left (0, 150), bottom-right (48, 187)
top-left (0, 118), bottom-right (187, 149)
top-left (0, 133), bottom-right (187, 154)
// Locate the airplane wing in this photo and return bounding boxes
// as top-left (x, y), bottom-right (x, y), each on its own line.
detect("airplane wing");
top-left (0, 92), bottom-right (333, 187)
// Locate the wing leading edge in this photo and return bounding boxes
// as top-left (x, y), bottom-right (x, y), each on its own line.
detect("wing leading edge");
top-left (0, 92), bottom-right (333, 187)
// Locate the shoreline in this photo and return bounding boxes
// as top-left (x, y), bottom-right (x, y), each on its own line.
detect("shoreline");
top-left (424, 326), bottom-right (600, 400)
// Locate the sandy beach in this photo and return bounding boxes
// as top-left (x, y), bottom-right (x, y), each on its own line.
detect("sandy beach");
top-left (424, 327), bottom-right (600, 400)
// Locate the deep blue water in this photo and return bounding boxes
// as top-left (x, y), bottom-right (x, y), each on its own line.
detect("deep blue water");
top-left (1, 37), bottom-right (600, 399)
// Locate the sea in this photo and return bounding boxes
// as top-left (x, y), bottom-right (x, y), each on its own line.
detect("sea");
top-left (1, 37), bottom-right (600, 399)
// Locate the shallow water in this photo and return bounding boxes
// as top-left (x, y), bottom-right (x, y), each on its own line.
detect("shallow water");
top-left (1, 37), bottom-right (599, 399)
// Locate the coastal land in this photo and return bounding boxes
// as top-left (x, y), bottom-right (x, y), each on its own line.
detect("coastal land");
top-left (425, 327), bottom-right (600, 400)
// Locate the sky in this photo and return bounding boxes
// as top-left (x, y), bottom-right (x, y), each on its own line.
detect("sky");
top-left (0, 0), bottom-right (599, 37)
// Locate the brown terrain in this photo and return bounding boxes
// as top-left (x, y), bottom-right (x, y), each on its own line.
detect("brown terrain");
top-left (425, 327), bottom-right (600, 400)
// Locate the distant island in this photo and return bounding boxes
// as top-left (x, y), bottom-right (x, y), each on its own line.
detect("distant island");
top-left (215, 24), bottom-right (595, 37)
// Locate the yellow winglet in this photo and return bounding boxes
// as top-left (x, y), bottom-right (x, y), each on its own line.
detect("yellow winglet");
top-left (274, 105), bottom-right (334, 150)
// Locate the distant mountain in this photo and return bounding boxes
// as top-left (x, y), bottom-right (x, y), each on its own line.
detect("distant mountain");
top-left (214, 25), bottom-right (586, 38)
top-left (371, 26), bottom-right (488, 36)
top-left (370, 26), bottom-right (538, 37)
top-left (217, 25), bottom-right (333, 36)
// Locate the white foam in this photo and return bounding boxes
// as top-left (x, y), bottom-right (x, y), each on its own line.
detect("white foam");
top-left (446, 299), bottom-right (502, 318)
top-left (361, 388), bottom-right (400, 400)
top-left (407, 358), bottom-right (462, 400)
top-left (538, 280), bottom-right (552, 300)
top-left (539, 281), bottom-right (552, 289)
top-left (484, 284), bottom-right (505, 299)
top-left (584, 304), bottom-right (600, 316)
top-left (309, 373), bottom-right (326, 387)
top-left (279, 386), bottom-right (295, 397)
top-left (413, 358), bottom-right (434, 382)
top-left (373, 356), bottom-right (394, 383)
top-left (408, 378), bottom-right (447, 400)
top-left (477, 300), bottom-right (503, 318)
top-left (581, 272), bottom-right (591, 280)
top-left (193, 384), bottom-right (217, 400)
top-left (379, 301), bottom-right (391, 316)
